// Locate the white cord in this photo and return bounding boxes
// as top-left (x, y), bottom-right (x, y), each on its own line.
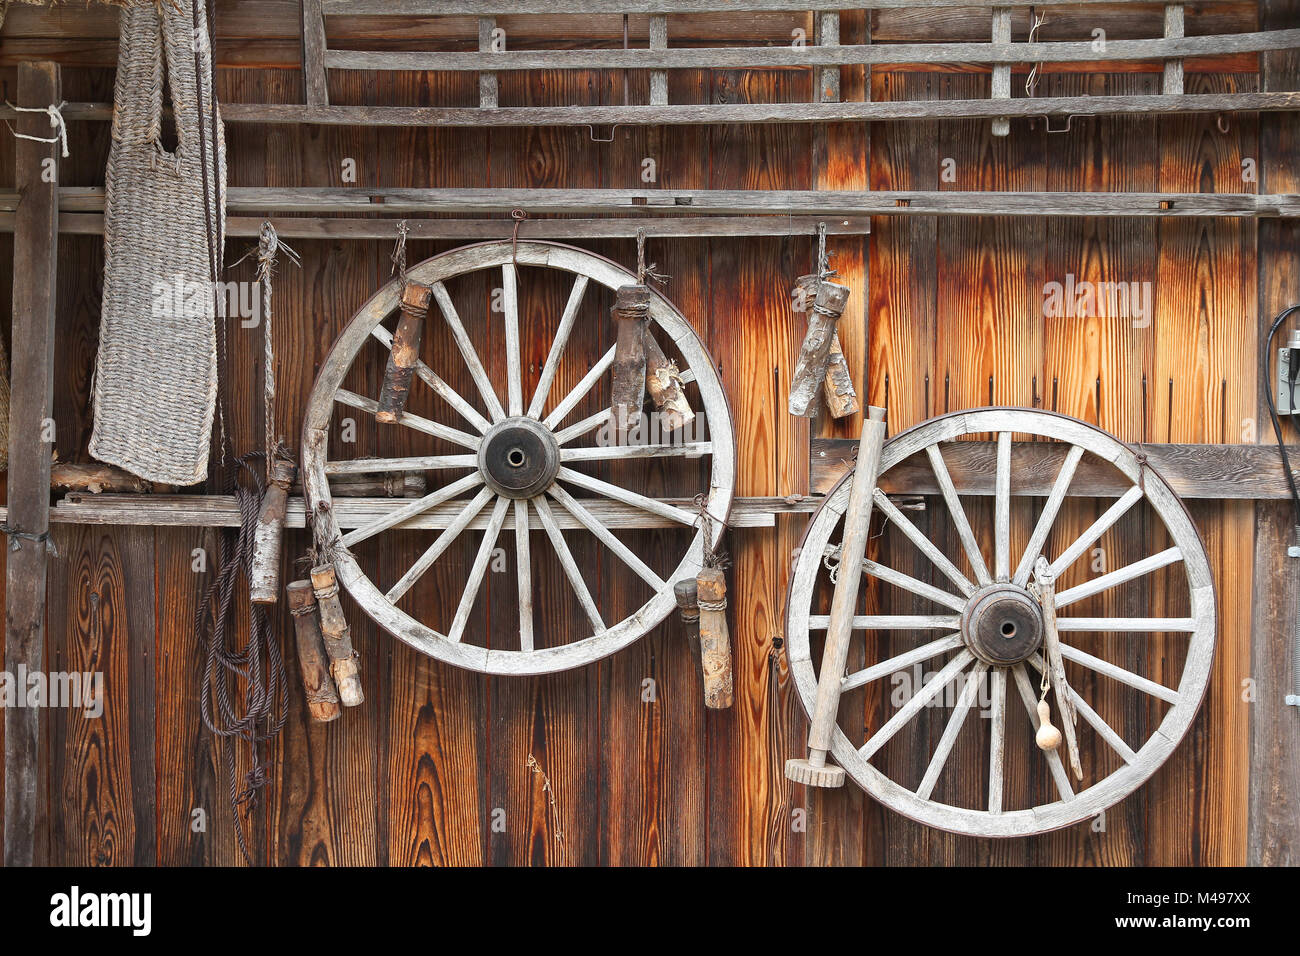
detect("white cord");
top-left (3, 100), bottom-right (69, 158)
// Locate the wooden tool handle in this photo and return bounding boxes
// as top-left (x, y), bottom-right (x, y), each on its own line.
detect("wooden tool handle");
top-left (696, 567), bottom-right (733, 710)
top-left (643, 331), bottom-right (694, 432)
top-left (821, 334), bottom-right (860, 419)
top-left (377, 281), bottom-right (433, 423)
top-left (610, 285), bottom-right (651, 437)
top-left (310, 562), bottom-right (365, 707)
top-left (286, 580), bottom-right (341, 723)
top-left (788, 279), bottom-right (851, 418)
top-left (674, 578), bottom-right (701, 654)
top-left (249, 459), bottom-right (296, 605)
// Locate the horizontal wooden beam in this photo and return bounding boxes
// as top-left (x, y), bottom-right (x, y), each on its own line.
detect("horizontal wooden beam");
top-left (323, 0), bottom-right (1198, 13)
top-left (30, 494), bottom-right (819, 530)
top-left (7, 92), bottom-right (1300, 128)
top-left (1, 213), bottom-right (871, 240)
top-left (811, 437), bottom-right (1297, 500)
top-left (17, 187), bottom-right (1296, 220)
top-left (324, 30), bottom-right (1300, 72)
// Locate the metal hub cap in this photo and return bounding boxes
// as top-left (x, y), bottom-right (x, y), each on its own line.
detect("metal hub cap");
top-left (960, 584), bottom-right (1044, 666)
top-left (478, 417), bottom-right (561, 499)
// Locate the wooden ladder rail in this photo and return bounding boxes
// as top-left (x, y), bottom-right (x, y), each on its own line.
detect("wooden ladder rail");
top-left (1164, 3), bottom-right (1185, 95)
top-left (302, 0), bottom-right (329, 107)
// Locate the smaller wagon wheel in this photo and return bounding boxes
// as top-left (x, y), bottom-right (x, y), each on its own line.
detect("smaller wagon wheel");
top-left (301, 240), bottom-right (735, 676)
top-left (786, 409), bottom-right (1215, 837)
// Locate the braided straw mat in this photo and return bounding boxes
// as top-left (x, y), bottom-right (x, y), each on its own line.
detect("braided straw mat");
top-left (89, 1), bottom-right (226, 485)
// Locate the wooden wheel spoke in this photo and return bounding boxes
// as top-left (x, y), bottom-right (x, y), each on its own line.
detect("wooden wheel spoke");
top-left (502, 263), bottom-right (523, 416)
top-left (1057, 642), bottom-right (1181, 703)
top-left (1055, 617), bottom-right (1196, 633)
top-left (840, 634), bottom-right (964, 692)
top-left (925, 444), bottom-right (992, 586)
top-left (386, 486), bottom-right (495, 603)
top-left (859, 650), bottom-right (974, 760)
top-left (431, 280), bottom-right (507, 422)
top-left (809, 614), bottom-right (962, 631)
top-left (916, 663), bottom-right (989, 800)
top-left (553, 409), bottom-right (609, 446)
top-left (1010, 664), bottom-right (1075, 802)
top-left (534, 495), bottom-right (605, 633)
top-left (848, 551), bottom-right (966, 612)
top-left (988, 667), bottom-right (1006, 813)
top-left (557, 467), bottom-right (697, 526)
top-left (543, 345), bottom-right (617, 429)
top-left (446, 496), bottom-right (512, 643)
top-left (514, 498), bottom-right (533, 651)
top-left (325, 454), bottom-right (478, 475)
top-left (1048, 485), bottom-right (1144, 578)
top-left (340, 471), bottom-right (484, 548)
top-left (1054, 547), bottom-right (1183, 609)
top-left (334, 387), bottom-right (480, 449)
top-left (994, 431), bottom-right (1012, 581)
top-left (370, 325), bottom-right (492, 434)
top-left (1029, 654), bottom-right (1137, 764)
top-left (872, 488), bottom-right (976, 597)
top-left (548, 485), bottom-right (665, 591)
top-left (527, 274), bottom-right (589, 419)
top-left (1012, 444), bottom-right (1085, 587)
top-left (560, 442), bottom-right (711, 462)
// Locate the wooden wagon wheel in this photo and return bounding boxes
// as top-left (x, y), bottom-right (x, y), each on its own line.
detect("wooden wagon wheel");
top-left (785, 408), bottom-right (1215, 837)
top-left (301, 240), bottom-right (735, 675)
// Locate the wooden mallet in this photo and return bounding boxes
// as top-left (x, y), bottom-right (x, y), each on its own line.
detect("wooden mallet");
top-left (785, 405), bottom-right (887, 787)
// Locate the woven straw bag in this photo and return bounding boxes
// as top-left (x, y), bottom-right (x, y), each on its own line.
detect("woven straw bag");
top-left (89, 2), bottom-right (226, 485)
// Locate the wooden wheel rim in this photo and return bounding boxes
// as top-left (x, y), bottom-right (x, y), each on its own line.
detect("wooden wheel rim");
top-left (785, 408), bottom-right (1216, 837)
top-left (302, 240), bottom-right (736, 675)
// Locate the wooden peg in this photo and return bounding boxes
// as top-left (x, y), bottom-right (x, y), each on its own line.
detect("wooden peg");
top-left (286, 580), bottom-right (341, 723)
top-left (786, 405), bottom-right (887, 788)
top-left (644, 332), bottom-right (695, 432)
top-left (788, 279), bottom-right (851, 418)
top-left (610, 285), bottom-right (651, 438)
top-left (696, 567), bottom-right (733, 710)
top-left (249, 458), bottom-right (296, 604)
top-left (674, 578), bottom-right (700, 654)
top-left (1035, 699), bottom-right (1062, 751)
top-left (376, 280), bottom-right (433, 423)
top-left (310, 563), bottom-right (365, 707)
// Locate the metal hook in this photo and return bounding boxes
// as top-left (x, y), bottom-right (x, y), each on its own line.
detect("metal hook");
top-left (1216, 113), bottom-right (1231, 134)
top-left (1041, 114), bottom-right (1077, 133)
top-left (585, 124), bottom-right (621, 143)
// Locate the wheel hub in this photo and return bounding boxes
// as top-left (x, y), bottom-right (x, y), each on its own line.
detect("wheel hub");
top-left (960, 583), bottom-right (1044, 666)
top-left (478, 417), bottom-right (560, 499)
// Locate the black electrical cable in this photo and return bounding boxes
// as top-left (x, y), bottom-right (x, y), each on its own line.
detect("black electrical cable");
top-left (1261, 304), bottom-right (1300, 529)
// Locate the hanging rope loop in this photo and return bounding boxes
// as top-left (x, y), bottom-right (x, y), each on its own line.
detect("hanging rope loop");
top-left (3, 99), bottom-right (69, 157)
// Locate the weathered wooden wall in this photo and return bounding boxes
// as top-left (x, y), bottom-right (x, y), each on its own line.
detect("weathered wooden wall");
top-left (1, 2), bottom-right (1294, 865)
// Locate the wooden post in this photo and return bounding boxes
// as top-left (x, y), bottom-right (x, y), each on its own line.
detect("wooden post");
top-left (786, 406), bottom-right (887, 788)
top-left (649, 14), bottom-right (669, 107)
top-left (991, 7), bottom-right (1012, 136)
top-left (287, 581), bottom-right (342, 722)
top-left (376, 280), bottom-right (432, 423)
top-left (610, 285), bottom-right (650, 438)
top-left (310, 563), bottom-right (364, 707)
top-left (478, 17), bottom-right (499, 109)
top-left (301, 0), bottom-right (329, 107)
top-left (1163, 5), bottom-right (1186, 96)
top-left (643, 331), bottom-right (694, 432)
top-left (5, 61), bottom-right (60, 868)
top-left (249, 458), bottom-right (296, 604)
top-left (696, 567), bottom-right (733, 709)
top-left (815, 12), bottom-right (840, 104)
top-left (788, 279), bottom-right (850, 417)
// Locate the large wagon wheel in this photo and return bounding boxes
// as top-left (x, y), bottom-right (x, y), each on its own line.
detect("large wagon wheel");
top-left (301, 240), bottom-right (735, 675)
top-left (786, 408), bottom-right (1215, 837)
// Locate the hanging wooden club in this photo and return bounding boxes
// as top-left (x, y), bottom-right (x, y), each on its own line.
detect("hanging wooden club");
top-left (286, 580), bottom-right (342, 723)
top-left (376, 280), bottom-right (434, 423)
top-left (788, 276), bottom-right (852, 418)
top-left (790, 271), bottom-right (859, 419)
top-left (674, 578), bottom-right (701, 654)
top-left (785, 405), bottom-right (887, 787)
top-left (310, 561), bottom-right (365, 707)
top-left (249, 455), bottom-right (296, 604)
top-left (644, 331), bottom-right (695, 432)
top-left (610, 284), bottom-right (651, 438)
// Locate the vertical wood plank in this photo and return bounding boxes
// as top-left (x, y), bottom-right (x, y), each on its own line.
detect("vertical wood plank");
top-left (301, 0), bottom-right (329, 107)
top-left (1250, 0), bottom-right (1300, 867)
top-left (4, 60), bottom-right (60, 868)
top-left (1163, 5), bottom-right (1185, 96)
top-left (479, 17), bottom-right (499, 109)
top-left (649, 14), bottom-right (668, 107)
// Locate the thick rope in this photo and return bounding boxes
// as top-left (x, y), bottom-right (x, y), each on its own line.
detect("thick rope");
top-left (195, 452), bottom-right (289, 867)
